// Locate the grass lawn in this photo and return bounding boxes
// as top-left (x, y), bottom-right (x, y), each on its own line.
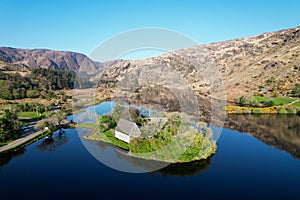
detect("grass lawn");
top-left (80, 123), bottom-right (129, 150)
top-left (17, 111), bottom-right (47, 119)
top-left (251, 96), bottom-right (295, 106)
top-left (103, 130), bottom-right (129, 150)
top-left (18, 111), bottom-right (38, 118)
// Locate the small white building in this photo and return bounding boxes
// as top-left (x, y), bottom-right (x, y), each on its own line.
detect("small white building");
top-left (115, 119), bottom-right (141, 143)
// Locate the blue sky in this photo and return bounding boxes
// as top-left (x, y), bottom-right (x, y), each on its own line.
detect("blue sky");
top-left (1, 0), bottom-right (300, 58)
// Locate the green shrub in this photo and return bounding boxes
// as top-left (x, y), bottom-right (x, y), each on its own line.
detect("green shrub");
top-left (286, 107), bottom-right (297, 114)
top-left (252, 108), bottom-right (262, 114)
top-left (242, 107), bottom-right (251, 114)
top-left (26, 89), bottom-right (40, 98)
top-left (290, 84), bottom-right (300, 97)
top-left (278, 108), bottom-right (288, 114)
top-left (263, 100), bottom-right (274, 107)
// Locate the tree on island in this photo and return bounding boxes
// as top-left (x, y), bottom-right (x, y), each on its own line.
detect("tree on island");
top-left (112, 104), bottom-right (124, 124)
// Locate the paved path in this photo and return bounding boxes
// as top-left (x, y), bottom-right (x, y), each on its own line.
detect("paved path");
top-left (0, 130), bottom-right (43, 153)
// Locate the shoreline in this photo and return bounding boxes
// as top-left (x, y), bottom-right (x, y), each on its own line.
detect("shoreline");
top-left (225, 105), bottom-right (300, 114)
top-left (0, 130), bottom-right (50, 154)
top-left (0, 122), bottom-right (73, 154)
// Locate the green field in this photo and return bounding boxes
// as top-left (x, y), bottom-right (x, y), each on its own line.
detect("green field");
top-left (18, 111), bottom-right (39, 118)
top-left (251, 96), bottom-right (295, 106)
top-left (17, 111), bottom-right (49, 120)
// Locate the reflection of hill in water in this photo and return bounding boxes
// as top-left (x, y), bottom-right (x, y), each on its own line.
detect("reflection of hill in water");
top-left (112, 85), bottom-right (213, 122)
top-left (225, 115), bottom-right (300, 159)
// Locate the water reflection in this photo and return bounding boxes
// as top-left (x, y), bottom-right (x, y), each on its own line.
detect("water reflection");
top-left (225, 114), bottom-right (300, 159)
top-left (93, 140), bottom-right (211, 176)
top-left (36, 130), bottom-right (68, 153)
top-left (155, 159), bottom-right (211, 177)
top-left (0, 148), bottom-right (26, 167)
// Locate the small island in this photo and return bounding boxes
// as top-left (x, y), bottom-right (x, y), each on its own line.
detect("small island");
top-left (79, 104), bottom-right (216, 163)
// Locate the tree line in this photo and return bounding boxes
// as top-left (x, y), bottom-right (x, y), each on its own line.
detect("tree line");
top-left (0, 109), bottom-right (22, 143)
top-left (0, 67), bottom-right (94, 100)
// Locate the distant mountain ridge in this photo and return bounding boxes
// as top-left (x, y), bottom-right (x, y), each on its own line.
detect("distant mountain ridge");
top-left (0, 47), bottom-right (99, 72)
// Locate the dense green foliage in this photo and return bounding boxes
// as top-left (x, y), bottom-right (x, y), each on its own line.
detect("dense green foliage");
top-left (129, 112), bottom-right (216, 162)
top-left (0, 109), bottom-right (22, 143)
top-left (16, 102), bottom-right (45, 112)
top-left (31, 68), bottom-right (75, 90)
top-left (0, 67), bottom-right (94, 100)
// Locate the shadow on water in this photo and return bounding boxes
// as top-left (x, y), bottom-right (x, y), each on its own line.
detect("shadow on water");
top-left (225, 114), bottom-right (300, 159)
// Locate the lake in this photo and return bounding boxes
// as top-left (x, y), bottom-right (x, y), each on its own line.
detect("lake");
top-left (0, 102), bottom-right (300, 199)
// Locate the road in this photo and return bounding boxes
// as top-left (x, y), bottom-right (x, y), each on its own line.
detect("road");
top-left (0, 129), bottom-right (43, 153)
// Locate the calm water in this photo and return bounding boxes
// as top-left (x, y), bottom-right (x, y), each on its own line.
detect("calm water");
top-left (0, 103), bottom-right (300, 200)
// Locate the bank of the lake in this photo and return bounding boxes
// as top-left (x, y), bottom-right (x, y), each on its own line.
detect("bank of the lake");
top-left (0, 120), bottom-right (74, 154)
top-left (0, 130), bottom-right (49, 153)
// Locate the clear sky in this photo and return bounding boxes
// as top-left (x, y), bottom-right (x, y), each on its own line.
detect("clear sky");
top-left (1, 0), bottom-right (300, 58)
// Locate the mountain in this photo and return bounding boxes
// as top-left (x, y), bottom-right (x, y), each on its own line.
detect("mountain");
top-left (1, 26), bottom-right (300, 101)
top-left (98, 26), bottom-right (300, 100)
top-left (0, 47), bottom-right (100, 72)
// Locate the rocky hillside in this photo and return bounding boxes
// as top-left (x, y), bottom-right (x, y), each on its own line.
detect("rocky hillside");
top-left (99, 26), bottom-right (300, 100)
top-left (1, 26), bottom-right (300, 102)
top-left (0, 47), bottom-right (100, 72)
